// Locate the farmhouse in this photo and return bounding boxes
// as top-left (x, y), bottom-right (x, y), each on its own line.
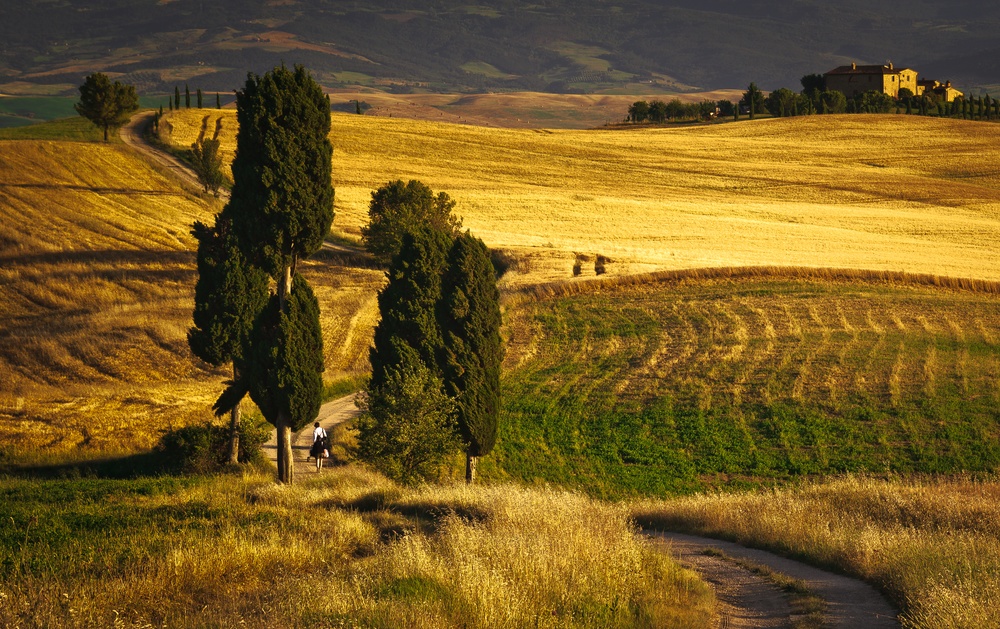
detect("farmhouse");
top-left (824, 62), bottom-right (962, 101)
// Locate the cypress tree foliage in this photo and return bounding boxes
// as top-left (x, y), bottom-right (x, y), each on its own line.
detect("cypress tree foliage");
top-left (197, 88), bottom-right (203, 108)
top-left (368, 226), bottom-right (453, 390)
top-left (439, 232), bottom-right (503, 483)
top-left (185, 84), bottom-right (191, 108)
top-left (216, 92), bottom-right (221, 109)
top-left (175, 86), bottom-right (181, 111)
top-left (191, 136), bottom-right (225, 196)
top-left (190, 215), bottom-right (270, 463)
top-left (220, 64), bottom-right (335, 484)
top-left (362, 180), bottom-right (462, 265)
top-left (168, 96), bottom-right (173, 111)
top-left (74, 73), bottom-right (139, 142)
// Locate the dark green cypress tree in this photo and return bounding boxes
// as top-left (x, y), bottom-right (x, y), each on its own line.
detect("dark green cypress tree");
top-left (222, 64), bottom-right (335, 484)
top-left (185, 84), bottom-right (191, 108)
top-left (440, 233), bottom-right (503, 483)
top-left (369, 226), bottom-right (453, 390)
top-left (197, 88), bottom-right (203, 108)
top-left (175, 86), bottom-right (181, 111)
top-left (216, 92), bottom-right (221, 109)
top-left (190, 214), bottom-right (270, 463)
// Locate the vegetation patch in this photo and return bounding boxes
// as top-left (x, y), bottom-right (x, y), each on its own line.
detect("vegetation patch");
top-left (488, 275), bottom-right (1000, 496)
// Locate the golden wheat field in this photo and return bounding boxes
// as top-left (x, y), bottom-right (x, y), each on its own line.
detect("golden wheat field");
top-left (0, 139), bottom-right (379, 454)
top-left (163, 109), bottom-right (1000, 285)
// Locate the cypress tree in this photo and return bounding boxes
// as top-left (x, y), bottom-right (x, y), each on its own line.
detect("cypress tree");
top-left (190, 215), bottom-right (270, 463)
top-left (197, 88), bottom-right (203, 108)
top-left (175, 86), bottom-right (181, 111)
top-left (440, 233), bottom-right (503, 483)
top-left (220, 64), bottom-right (335, 484)
top-left (185, 84), bottom-right (191, 108)
top-left (369, 226), bottom-right (453, 390)
top-left (217, 92), bottom-right (221, 109)
top-left (169, 95), bottom-right (173, 111)
top-left (362, 180), bottom-right (462, 264)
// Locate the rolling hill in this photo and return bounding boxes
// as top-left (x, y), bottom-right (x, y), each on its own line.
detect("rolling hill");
top-left (2, 0), bottom-right (999, 100)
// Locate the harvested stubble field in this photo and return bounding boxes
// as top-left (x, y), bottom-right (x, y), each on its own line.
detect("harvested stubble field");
top-left (490, 272), bottom-right (1000, 496)
top-left (162, 109), bottom-right (1000, 285)
top-left (0, 138), bottom-right (380, 456)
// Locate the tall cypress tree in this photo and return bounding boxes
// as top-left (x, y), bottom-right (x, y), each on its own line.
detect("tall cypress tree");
top-left (220, 64), bottom-right (335, 484)
top-left (175, 86), bottom-right (181, 111)
top-left (185, 84), bottom-right (191, 108)
top-left (197, 88), bottom-right (203, 108)
top-left (440, 233), bottom-right (503, 483)
top-left (216, 92), bottom-right (221, 109)
top-left (369, 226), bottom-right (453, 390)
top-left (190, 214), bottom-right (270, 463)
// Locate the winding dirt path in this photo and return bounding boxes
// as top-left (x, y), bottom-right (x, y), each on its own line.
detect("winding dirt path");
top-left (647, 532), bottom-right (899, 629)
top-left (261, 393), bottom-right (360, 476)
top-left (120, 111), bottom-right (216, 196)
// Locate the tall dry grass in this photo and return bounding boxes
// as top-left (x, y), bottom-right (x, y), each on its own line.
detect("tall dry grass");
top-left (0, 467), bottom-right (713, 628)
top-left (632, 476), bottom-right (1000, 629)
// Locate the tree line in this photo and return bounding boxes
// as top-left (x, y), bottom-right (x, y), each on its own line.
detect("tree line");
top-left (626, 74), bottom-right (1000, 123)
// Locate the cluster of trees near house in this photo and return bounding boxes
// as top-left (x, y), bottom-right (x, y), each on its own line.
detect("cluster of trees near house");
top-left (166, 84), bottom-right (224, 111)
top-left (627, 74), bottom-right (1000, 123)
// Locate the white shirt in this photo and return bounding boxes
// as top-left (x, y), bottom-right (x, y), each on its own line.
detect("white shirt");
top-left (313, 426), bottom-right (327, 443)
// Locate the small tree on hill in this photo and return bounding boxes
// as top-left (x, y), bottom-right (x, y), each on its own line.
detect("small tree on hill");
top-left (185, 84), bottom-right (191, 108)
top-left (197, 88), bottom-right (203, 109)
top-left (192, 136), bottom-right (225, 196)
top-left (440, 233), bottom-right (503, 483)
top-left (742, 83), bottom-right (764, 120)
top-left (628, 100), bottom-right (650, 123)
top-left (216, 93), bottom-right (221, 109)
top-left (362, 180), bottom-right (462, 264)
top-left (175, 86), bottom-right (181, 111)
top-left (74, 73), bottom-right (139, 142)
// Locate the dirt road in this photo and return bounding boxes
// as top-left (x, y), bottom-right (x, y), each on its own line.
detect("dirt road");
top-left (647, 532), bottom-right (899, 629)
top-left (261, 393), bottom-right (360, 476)
top-left (120, 111), bottom-right (225, 198)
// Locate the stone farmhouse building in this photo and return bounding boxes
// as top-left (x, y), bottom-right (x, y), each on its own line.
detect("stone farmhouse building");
top-left (824, 62), bottom-right (963, 101)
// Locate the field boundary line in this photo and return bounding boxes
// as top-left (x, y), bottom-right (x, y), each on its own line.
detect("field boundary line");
top-left (505, 266), bottom-right (1000, 306)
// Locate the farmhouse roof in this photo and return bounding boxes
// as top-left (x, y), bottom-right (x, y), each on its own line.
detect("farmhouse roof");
top-left (825, 63), bottom-right (913, 76)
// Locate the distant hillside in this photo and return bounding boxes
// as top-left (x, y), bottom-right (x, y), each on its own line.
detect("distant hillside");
top-left (2, 0), bottom-right (999, 99)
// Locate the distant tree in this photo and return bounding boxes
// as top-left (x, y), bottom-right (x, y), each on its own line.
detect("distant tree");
top-left (355, 356), bottom-right (460, 485)
top-left (215, 65), bottom-right (335, 484)
top-left (355, 99), bottom-right (362, 115)
top-left (74, 72), bottom-right (139, 142)
top-left (898, 88), bottom-right (914, 101)
top-left (185, 84), bottom-right (191, 108)
top-left (197, 88), bottom-right (203, 109)
top-left (362, 180), bottom-right (462, 264)
top-left (189, 215), bottom-right (270, 464)
top-left (175, 86), bottom-right (181, 111)
top-left (664, 98), bottom-right (686, 120)
top-left (800, 73), bottom-right (826, 96)
top-left (628, 100), bottom-right (650, 123)
top-left (716, 100), bottom-right (735, 118)
top-left (742, 83), bottom-right (764, 119)
top-left (819, 90), bottom-right (847, 114)
top-left (905, 98), bottom-right (913, 115)
top-left (984, 94), bottom-right (992, 120)
top-left (168, 95), bottom-right (173, 111)
top-left (764, 87), bottom-right (797, 117)
top-left (439, 233), bottom-right (503, 483)
top-left (648, 99), bottom-right (667, 123)
top-left (191, 136), bottom-right (225, 196)
top-left (216, 92), bottom-right (221, 109)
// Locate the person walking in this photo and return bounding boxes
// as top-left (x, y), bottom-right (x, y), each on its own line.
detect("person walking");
top-left (311, 421), bottom-right (328, 472)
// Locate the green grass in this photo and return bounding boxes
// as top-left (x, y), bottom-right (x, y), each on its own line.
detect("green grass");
top-left (0, 116), bottom-right (105, 141)
top-left (484, 276), bottom-right (1000, 497)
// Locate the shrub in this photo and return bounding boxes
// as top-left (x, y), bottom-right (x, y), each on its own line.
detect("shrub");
top-left (158, 412), bottom-right (270, 473)
top-left (489, 247), bottom-right (522, 278)
top-left (595, 254), bottom-right (611, 275)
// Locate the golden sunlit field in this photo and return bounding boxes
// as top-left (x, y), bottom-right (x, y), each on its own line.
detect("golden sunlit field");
top-left (0, 138), bottom-right (379, 455)
top-left (163, 109), bottom-right (1000, 285)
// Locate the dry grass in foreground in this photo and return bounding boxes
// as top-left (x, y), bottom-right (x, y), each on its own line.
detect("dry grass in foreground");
top-left (632, 476), bottom-right (1000, 629)
top-left (163, 109), bottom-right (1000, 285)
top-left (0, 466), bottom-right (713, 628)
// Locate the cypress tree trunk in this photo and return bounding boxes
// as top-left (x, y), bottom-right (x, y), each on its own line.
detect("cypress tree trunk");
top-left (466, 453), bottom-right (477, 484)
top-left (277, 419), bottom-right (293, 483)
top-left (227, 364), bottom-right (241, 464)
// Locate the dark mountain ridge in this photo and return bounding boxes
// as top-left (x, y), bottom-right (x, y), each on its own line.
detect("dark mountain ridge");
top-left (1, 0), bottom-right (998, 96)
